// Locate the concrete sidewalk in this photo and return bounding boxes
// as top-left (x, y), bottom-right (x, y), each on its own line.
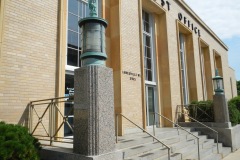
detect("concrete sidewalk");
top-left (223, 149), bottom-right (240, 160)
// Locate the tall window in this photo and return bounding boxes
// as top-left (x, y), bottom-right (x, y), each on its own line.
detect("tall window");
top-left (64, 0), bottom-right (89, 136)
top-left (200, 48), bottom-right (207, 100)
top-left (143, 11), bottom-right (155, 83)
top-left (142, 11), bottom-right (158, 126)
top-left (67, 0), bottom-right (89, 68)
top-left (179, 33), bottom-right (189, 105)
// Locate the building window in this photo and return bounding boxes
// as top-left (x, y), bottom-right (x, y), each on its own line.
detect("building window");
top-left (142, 11), bottom-right (158, 126)
top-left (200, 48), bottom-right (207, 100)
top-left (142, 11), bottom-right (156, 83)
top-left (64, 0), bottom-right (90, 136)
top-left (67, 0), bottom-right (89, 68)
top-left (213, 51), bottom-right (223, 77)
top-left (179, 33), bottom-right (189, 105)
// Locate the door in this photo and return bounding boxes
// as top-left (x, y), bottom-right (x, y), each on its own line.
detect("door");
top-left (146, 85), bottom-right (157, 126)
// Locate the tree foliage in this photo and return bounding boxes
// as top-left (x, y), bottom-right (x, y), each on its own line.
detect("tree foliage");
top-left (228, 96), bottom-right (240, 126)
top-left (0, 122), bottom-right (41, 160)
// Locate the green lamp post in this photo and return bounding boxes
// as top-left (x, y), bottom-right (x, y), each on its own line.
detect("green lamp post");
top-left (212, 69), bottom-right (224, 95)
top-left (78, 0), bottom-right (108, 66)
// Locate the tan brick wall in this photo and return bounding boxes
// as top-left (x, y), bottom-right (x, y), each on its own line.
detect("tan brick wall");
top-left (120, 0), bottom-right (143, 133)
top-left (0, 0), bottom-right (58, 125)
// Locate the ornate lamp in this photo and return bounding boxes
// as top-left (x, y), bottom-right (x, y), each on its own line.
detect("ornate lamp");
top-left (212, 69), bottom-right (224, 95)
top-left (78, 0), bottom-right (108, 66)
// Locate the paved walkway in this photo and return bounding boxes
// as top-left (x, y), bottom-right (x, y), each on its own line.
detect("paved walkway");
top-left (223, 149), bottom-right (240, 160)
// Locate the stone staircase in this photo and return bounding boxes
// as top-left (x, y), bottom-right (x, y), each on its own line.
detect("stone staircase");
top-left (116, 128), bottom-right (231, 160)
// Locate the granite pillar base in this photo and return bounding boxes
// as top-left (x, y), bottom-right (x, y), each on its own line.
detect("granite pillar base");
top-left (73, 65), bottom-right (115, 156)
top-left (213, 94), bottom-right (230, 123)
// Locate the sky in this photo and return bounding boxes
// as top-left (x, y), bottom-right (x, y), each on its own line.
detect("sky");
top-left (184, 0), bottom-right (240, 81)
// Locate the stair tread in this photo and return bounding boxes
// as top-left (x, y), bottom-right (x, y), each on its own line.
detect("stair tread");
top-left (116, 127), bottom-right (230, 160)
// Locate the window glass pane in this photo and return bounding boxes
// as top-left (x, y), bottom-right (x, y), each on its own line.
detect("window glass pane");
top-left (147, 70), bottom-right (152, 81)
top-left (68, 13), bottom-right (78, 31)
top-left (68, 30), bottom-right (78, 49)
top-left (144, 12), bottom-right (149, 22)
top-left (144, 22), bottom-right (150, 33)
top-left (145, 47), bottom-right (151, 58)
top-left (65, 74), bottom-right (74, 94)
top-left (79, 1), bottom-right (83, 18)
top-left (67, 48), bottom-right (78, 66)
top-left (145, 36), bottom-right (151, 47)
top-left (68, 0), bottom-right (78, 15)
top-left (147, 58), bottom-right (152, 70)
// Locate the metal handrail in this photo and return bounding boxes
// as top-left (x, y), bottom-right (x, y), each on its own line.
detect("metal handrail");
top-left (116, 113), bottom-right (171, 160)
top-left (177, 105), bottom-right (219, 154)
top-left (188, 104), bottom-right (214, 121)
top-left (151, 112), bottom-right (200, 160)
top-left (30, 96), bottom-right (70, 103)
top-left (29, 96), bottom-right (74, 146)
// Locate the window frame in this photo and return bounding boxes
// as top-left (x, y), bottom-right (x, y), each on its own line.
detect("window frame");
top-left (142, 10), bottom-right (157, 85)
top-left (179, 33), bottom-right (189, 105)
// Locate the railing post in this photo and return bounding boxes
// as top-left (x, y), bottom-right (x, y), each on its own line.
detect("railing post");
top-left (29, 102), bottom-right (33, 134)
top-left (49, 99), bottom-right (54, 146)
top-left (116, 114), bottom-right (118, 143)
top-left (176, 106), bottom-right (179, 135)
top-left (168, 148), bottom-right (170, 160)
top-left (197, 138), bottom-right (200, 160)
top-left (216, 133), bottom-right (219, 153)
top-left (153, 112), bottom-right (155, 142)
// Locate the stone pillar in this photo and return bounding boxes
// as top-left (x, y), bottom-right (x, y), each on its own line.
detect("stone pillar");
top-left (213, 94), bottom-right (230, 123)
top-left (73, 65), bottom-right (115, 156)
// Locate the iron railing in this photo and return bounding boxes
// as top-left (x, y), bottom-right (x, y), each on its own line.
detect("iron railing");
top-left (151, 112), bottom-right (200, 160)
top-left (116, 113), bottom-right (171, 160)
top-left (177, 105), bottom-right (219, 154)
top-left (29, 96), bottom-right (74, 146)
top-left (185, 104), bottom-right (214, 122)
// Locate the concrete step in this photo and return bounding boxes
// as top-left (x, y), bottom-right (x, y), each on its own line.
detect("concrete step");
top-left (221, 147), bottom-right (232, 158)
top-left (154, 153), bottom-right (182, 160)
top-left (120, 134), bottom-right (192, 158)
top-left (202, 153), bottom-right (222, 160)
top-left (124, 146), bottom-right (169, 160)
top-left (121, 141), bottom-right (163, 159)
top-left (183, 146), bottom-right (216, 160)
top-left (171, 135), bottom-right (220, 159)
top-left (117, 129), bottom-right (193, 150)
top-left (121, 133), bottom-right (202, 159)
top-left (117, 127), bottom-right (231, 160)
